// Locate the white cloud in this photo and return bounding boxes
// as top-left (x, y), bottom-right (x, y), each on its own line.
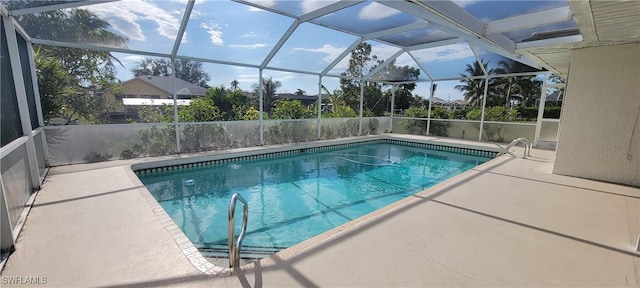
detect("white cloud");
top-left (240, 32), bottom-right (262, 39)
top-left (85, 0), bottom-right (182, 41)
top-left (358, 2), bottom-right (400, 21)
top-left (293, 44), bottom-right (345, 63)
top-left (229, 43), bottom-right (267, 49)
top-left (122, 55), bottom-right (146, 62)
top-left (411, 43), bottom-right (474, 62)
top-left (301, 0), bottom-right (339, 14)
top-left (235, 74), bottom-right (260, 86)
top-left (200, 22), bottom-right (224, 46)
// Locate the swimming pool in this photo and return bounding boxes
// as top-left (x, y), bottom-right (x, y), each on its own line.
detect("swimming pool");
top-left (137, 140), bottom-right (495, 258)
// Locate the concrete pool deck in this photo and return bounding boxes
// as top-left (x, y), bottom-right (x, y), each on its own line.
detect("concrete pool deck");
top-left (1, 135), bottom-right (639, 287)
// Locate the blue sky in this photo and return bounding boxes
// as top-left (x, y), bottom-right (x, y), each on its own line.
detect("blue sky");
top-left (83, 0), bottom-right (562, 101)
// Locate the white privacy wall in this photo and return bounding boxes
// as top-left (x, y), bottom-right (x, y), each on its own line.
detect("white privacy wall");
top-left (554, 43), bottom-right (640, 187)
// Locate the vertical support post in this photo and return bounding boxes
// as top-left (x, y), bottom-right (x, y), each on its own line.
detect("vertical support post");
top-left (427, 81), bottom-right (434, 136)
top-left (4, 18), bottom-right (39, 188)
top-left (533, 76), bottom-right (548, 146)
top-left (317, 75), bottom-right (322, 140)
top-left (171, 58), bottom-right (181, 153)
top-left (259, 69), bottom-right (264, 145)
top-left (478, 76), bottom-right (489, 141)
top-left (26, 40), bottom-right (50, 168)
top-left (359, 83), bottom-right (364, 135)
top-left (390, 86), bottom-right (395, 133)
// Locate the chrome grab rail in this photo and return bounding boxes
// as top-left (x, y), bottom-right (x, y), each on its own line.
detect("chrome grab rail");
top-left (228, 193), bottom-right (248, 268)
top-left (499, 137), bottom-right (532, 158)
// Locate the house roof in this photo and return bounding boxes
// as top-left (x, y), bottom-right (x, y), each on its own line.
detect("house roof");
top-left (545, 91), bottom-right (563, 102)
top-left (430, 97), bottom-right (469, 106)
top-left (129, 75), bottom-right (206, 97)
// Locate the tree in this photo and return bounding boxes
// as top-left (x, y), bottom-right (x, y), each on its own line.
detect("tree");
top-left (178, 98), bottom-right (222, 122)
top-left (340, 42), bottom-right (380, 111)
top-left (271, 99), bottom-right (309, 119)
top-left (8, 1), bottom-right (129, 124)
top-left (242, 107), bottom-right (260, 120)
top-left (294, 89), bottom-right (306, 96)
top-left (131, 58), bottom-right (210, 88)
top-left (455, 60), bottom-right (498, 107)
top-left (34, 47), bottom-right (74, 121)
top-left (230, 79), bottom-right (239, 91)
top-left (494, 60), bottom-right (518, 107)
top-left (252, 77), bottom-right (281, 115)
top-left (205, 85), bottom-right (252, 120)
top-left (515, 76), bottom-right (542, 106)
top-left (328, 104), bottom-right (358, 118)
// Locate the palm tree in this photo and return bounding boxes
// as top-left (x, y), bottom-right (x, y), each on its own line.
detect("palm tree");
top-left (516, 76), bottom-right (543, 106)
top-left (252, 77), bottom-right (281, 115)
top-left (493, 60), bottom-right (516, 107)
top-left (455, 60), bottom-right (490, 107)
top-left (230, 79), bottom-right (239, 91)
top-left (294, 89), bottom-right (306, 96)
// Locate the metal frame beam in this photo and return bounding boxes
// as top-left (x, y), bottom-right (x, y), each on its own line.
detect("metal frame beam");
top-left (405, 38), bottom-right (464, 51)
top-left (30, 38), bottom-right (170, 57)
top-left (260, 19), bottom-right (299, 69)
top-left (407, 52), bottom-right (432, 81)
top-left (4, 17), bottom-right (40, 188)
top-left (321, 38), bottom-right (363, 76)
top-left (469, 44), bottom-right (488, 76)
top-left (171, 0), bottom-right (195, 58)
top-left (9, 0), bottom-right (117, 16)
top-left (486, 6), bottom-right (573, 35)
top-left (379, 0), bottom-right (542, 69)
top-left (264, 66), bottom-right (321, 77)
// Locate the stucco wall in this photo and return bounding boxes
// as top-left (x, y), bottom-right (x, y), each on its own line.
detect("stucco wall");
top-left (553, 43), bottom-right (640, 187)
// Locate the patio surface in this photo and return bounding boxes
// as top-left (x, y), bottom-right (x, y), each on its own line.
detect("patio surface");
top-left (1, 135), bottom-right (639, 287)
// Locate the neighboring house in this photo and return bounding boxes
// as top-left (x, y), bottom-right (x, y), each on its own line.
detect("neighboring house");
top-left (544, 91), bottom-right (563, 106)
top-left (533, 91), bottom-right (563, 107)
top-left (429, 97), bottom-right (469, 110)
top-left (105, 75), bottom-right (206, 122)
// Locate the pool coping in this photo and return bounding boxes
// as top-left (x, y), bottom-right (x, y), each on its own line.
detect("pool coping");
top-left (126, 134), bottom-right (508, 276)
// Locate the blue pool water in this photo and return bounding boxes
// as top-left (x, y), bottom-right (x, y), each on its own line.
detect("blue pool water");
top-left (138, 142), bottom-right (493, 257)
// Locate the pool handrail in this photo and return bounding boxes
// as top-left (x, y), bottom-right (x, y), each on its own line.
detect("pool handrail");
top-left (499, 137), bottom-right (532, 158)
top-left (228, 193), bottom-right (249, 268)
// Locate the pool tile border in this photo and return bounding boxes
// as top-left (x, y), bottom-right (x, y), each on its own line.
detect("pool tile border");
top-left (133, 139), bottom-right (498, 176)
